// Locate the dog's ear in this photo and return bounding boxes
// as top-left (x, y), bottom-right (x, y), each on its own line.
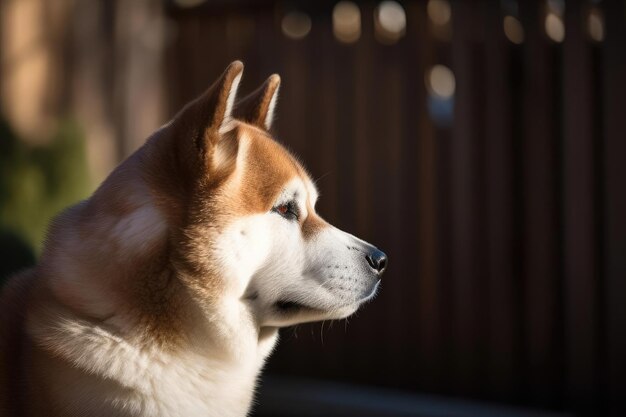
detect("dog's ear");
top-left (234, 74), bottom-right (280, 130)
top-left (172, 61), bottom-right (243, 174)
top-left (191, 60), bottom-right (243, 148)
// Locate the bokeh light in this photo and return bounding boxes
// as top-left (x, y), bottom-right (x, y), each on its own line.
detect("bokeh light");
top-left (427, 0), bottom-right (451, 26)
top-left (426, 65), bottom-right (456, 99)
top-left (281, 11), bottom-right (312, 40)
top-left (587, 7), bottom-right (605, 42)
top-left (374, 1), bottom-right (406, 44)
top-left (545, 12), bottom-right (565, 43)
top-left (333, 1), bottom-right (361, 44)
top-left (503, 15), bottom-right (524, 44)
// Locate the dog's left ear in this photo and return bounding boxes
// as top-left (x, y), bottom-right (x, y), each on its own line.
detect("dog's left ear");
top-left (171, 61), bottom-right (244, 175)
top-left (234, 74), bottom-right (280, 130)
top-left (191, 60), bottom-right (243, 147)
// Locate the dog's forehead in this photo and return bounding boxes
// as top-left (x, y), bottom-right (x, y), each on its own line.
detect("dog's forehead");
top-left (237, 124), bottom-right (316, 210)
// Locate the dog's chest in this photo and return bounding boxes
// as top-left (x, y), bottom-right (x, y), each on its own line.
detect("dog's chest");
top-left (116, 351), bottom-right (264, 417)
top-left (126, 333), bottom-right (278, 417)
top-left (146, 359), bottom-right (255, 416)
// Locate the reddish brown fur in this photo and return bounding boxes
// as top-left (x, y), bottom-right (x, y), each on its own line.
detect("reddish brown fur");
top-left (302, 203), bottom-right (327, 239)
top-left (232, 124), bottom-right (329, 240)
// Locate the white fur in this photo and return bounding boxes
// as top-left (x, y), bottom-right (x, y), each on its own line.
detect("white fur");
top-left (304, 178), bottom-right (319, 207)
top-left (215, 215), bottom-right (272, 291)
top-left (28, 313), bottom-right (274, 417)
top-left (223, 72), bottom-right (242, 126)
top-left (264, 80), bottom-right (279, 130)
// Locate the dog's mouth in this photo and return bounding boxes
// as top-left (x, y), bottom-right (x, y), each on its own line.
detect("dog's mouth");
top-left (274, 279), bottom-right (380, 314)
top-left (360, 279), bottom-right (381, 303)
top-left (273, 300), bottom-right (319, 314)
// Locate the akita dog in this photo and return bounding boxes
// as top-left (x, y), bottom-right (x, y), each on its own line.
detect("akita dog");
top-left (0, 61), bottom-right (387, 417)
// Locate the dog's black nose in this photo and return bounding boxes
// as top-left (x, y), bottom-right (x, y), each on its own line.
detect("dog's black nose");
top-left (365, 249), bottom-right (387, 275)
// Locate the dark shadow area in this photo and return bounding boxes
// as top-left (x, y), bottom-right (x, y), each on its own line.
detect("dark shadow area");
top-left (253, 376), bottom-right (574, 417)
top-left (0, 227), bottom-right (35, 287)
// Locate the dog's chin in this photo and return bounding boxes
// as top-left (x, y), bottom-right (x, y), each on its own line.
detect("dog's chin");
top-left (262, 295), bottom-right (372, 327)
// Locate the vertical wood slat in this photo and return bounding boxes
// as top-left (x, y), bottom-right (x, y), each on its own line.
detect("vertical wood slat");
top-left (484, 0), bottom-right (518, 402)
top-left (450, 1), bottom-right (487, 397)
top-left (603, 1), bottom-right (626, 416)
top-left (308, 15), bottom-right (338, 223)
top-left (331, 39), bottom-right (353, 233)
top-left (278, 24), bottom-right (309, 157)
top-left (519, 0), bottom-right (563, 407)
top-left (563, 2), bottom-right (598, 414)
top-left (406, 2), bottom-right (441, 392)
top-left (402, 4), bottom-right (427, 389)
top-left (352, 3), bottom-right (374, 242)
top-left (449, 1), bottom-right (473, 395)
top-left (389, 42), bottom-right (409, 384)
top-left (432, 18), bottom-right (455, 397)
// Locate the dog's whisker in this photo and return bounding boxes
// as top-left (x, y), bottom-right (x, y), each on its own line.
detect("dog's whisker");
top-left (313, 171), bottom-right (333, 185)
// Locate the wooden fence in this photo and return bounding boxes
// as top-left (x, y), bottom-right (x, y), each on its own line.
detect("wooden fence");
top-left (165, 1), bottom-right (626, 415)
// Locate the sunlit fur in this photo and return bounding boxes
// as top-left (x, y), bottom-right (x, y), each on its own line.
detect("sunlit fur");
top-left (0, 62), bottom-right (384, 417)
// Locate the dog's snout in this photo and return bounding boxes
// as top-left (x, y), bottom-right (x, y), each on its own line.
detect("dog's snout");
top-left (365, 249), bottom-right (387, 275)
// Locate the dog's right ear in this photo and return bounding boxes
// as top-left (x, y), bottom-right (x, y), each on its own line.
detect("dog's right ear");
top-left (234, 74), bottom-right (280, 131)
top-left (173, 61), bottom-right (243, 171)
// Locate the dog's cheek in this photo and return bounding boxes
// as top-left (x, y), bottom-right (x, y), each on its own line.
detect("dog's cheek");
top-left (272, 221), bottom-right (307, 267)
top-left (216, 215), bottom-right (273, 287)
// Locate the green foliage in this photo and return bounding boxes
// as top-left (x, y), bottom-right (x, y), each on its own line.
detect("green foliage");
top-left (0, 117), bottom-right (91, 277)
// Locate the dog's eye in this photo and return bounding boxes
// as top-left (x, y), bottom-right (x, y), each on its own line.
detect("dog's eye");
top-left (273, 201), bottom-right (299, 221)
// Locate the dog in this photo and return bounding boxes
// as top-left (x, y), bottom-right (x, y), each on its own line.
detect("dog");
top-left (0, 61), bottom-right (387, 417)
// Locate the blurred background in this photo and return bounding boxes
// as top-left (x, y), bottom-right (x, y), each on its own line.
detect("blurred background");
top-left (1, 0), bottom-right (625, 416)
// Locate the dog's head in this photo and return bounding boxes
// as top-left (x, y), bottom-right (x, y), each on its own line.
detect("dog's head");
top-left (145, 62), bottom-right (386, 328)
